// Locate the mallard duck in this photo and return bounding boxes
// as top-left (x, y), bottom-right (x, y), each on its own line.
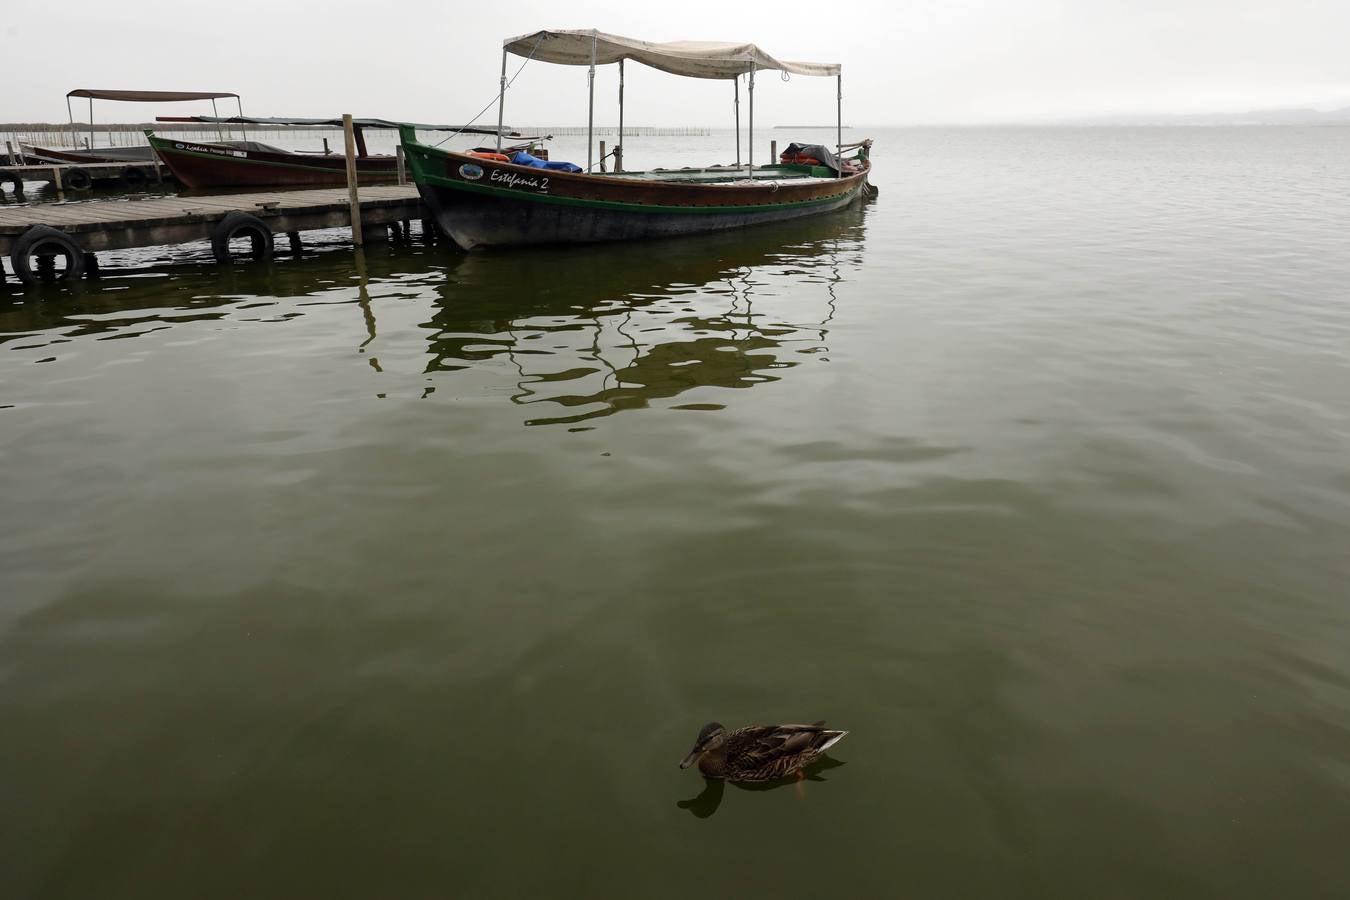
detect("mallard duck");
top-left (679, 720), bottom-right (848, 782)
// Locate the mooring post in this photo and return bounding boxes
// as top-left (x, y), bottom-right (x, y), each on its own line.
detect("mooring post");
top-left (4, 141), bottom-right (16, 166)
top-left (396, 145), bottom-right (406, 185)
top-left (599, 140), bottom-right (606, 173)
top-left (342, 114), bottom-right (363, 247)
top-left (53, 166), bottom-right (65, 202)
top-left (770, 140), bottom-right (777, 165)
top-left (288, 231), bottom-right (302, 256)
top-left (614, 146), bottom-right (623, 172)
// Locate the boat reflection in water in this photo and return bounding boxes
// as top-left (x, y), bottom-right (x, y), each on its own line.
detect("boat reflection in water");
top-left (421, 201), bottom-right (871, 427)
top-left (0, 199), bottom-right (871, 430)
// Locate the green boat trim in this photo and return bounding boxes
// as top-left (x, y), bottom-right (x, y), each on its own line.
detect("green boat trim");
top-left (400, 132), bottom-right (864, 218)
top-left (411, 172), bottom-right (857, 216)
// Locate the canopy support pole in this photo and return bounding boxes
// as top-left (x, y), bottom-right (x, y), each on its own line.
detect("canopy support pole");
top-left (734, 76), bottom-right (741, 167)
top-left (495, 49), bottom-right (508, 153)
top-left (617, 59), bottom-right (624, 172)
top-left (836, 72), bottom-right (842, 179)
top-left (211, 98), bottom-right (223, 142)
top-left (88, 97), bottom-right (94, 150)
top-left (747, 62), bottom-right (755, 179)
top-left (236, 96), bottom-right (247, 142)
top-left (587, 29), bottom-right (598, 171)
top-left (66, 96), bottom-right (75, 149)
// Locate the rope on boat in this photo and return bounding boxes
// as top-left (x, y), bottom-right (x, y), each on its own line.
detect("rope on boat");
top-left (433, 34), bottom-right (548, 148)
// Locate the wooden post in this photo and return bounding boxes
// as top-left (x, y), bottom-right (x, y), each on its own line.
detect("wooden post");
top-left (53, 166), bottom-right (65, 202)
top-left (342, 114), bottom-right (363, 246)
top-left (4, 141), bottom-right (15, 166)
top-left (770, 140), bottom-right (777, 165)
top-left (396, 145), bottom-right (406, 185)
top-left (599, 140), bottom-right (606, 173)
top-left (614, 146), bottom-right (623, 172)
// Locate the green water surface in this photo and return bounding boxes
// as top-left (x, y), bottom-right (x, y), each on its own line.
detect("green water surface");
top-left (3, 127), bottom-right (1349, 899)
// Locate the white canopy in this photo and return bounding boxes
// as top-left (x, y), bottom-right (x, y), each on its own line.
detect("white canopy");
top-left (503, 29), bottom-right (840, 79)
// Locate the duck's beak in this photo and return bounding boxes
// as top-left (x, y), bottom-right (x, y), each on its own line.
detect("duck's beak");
top-left (679, 748), bottom-right (702, 769)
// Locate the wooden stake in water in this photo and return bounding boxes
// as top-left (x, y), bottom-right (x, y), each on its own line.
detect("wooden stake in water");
top-left (396, 145), bottom-right (406, 185)
top-left (343, 114), bottom-right (363, 246)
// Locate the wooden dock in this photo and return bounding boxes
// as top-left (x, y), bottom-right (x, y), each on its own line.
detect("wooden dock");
top-left (1, 185), bottom-right (428, 285)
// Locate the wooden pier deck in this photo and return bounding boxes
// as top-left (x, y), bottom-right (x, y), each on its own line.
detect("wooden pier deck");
top-left (1, 185), bottom-right (427, 284)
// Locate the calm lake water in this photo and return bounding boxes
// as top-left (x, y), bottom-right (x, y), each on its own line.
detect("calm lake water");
top-left (3, 126), bottom-right (1350, 898)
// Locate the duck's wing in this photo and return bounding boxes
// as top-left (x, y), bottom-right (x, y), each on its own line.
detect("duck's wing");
top-left (723, 723), bottom-right (848, 778)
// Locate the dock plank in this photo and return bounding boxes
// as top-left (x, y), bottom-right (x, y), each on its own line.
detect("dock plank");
top-left (0, 185), bottom-right (425, 262)
top-left (0, 186), bottom-right (419, 233)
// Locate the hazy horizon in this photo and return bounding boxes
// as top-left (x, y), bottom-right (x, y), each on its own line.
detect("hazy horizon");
top-left (5, 0), bottom-right (1350, 129)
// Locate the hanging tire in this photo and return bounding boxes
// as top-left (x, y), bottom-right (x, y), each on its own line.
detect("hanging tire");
top-left (63, 167), bottom-right (93, 191)
top-left (120, 165), bottom-right (149, 188)
top-left (210, 211), bottom-right (273, 264)
top-left (10, 225), bottom-right (85, 283)
top-left (0, 169), bottom-right (23, 197)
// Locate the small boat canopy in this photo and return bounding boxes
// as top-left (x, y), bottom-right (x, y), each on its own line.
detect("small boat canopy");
top-left (494, 28), bottom-right (844, 177)
top-left (64, 89), bottom-right (246, 151)
top-left (67, 89), bottom-right (240, 102)
top-left (503, 29), bottom-right (839, 79)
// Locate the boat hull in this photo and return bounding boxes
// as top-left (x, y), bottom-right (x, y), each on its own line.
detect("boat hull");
top-left (147, 136), bottom-right (399, 189)
top-left (402, 136), bottom-right (873, 250)
top-left (417, 178), bottom-right (869, 249)
top-left (21, 144), bottom-right (156, 164)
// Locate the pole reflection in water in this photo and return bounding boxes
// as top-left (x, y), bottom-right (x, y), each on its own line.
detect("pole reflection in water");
top-left (420, 203), bottom-right (869, 427)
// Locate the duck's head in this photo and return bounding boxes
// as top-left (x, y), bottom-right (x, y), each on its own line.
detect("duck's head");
top-left (679, 722), bottom-right (727, 769)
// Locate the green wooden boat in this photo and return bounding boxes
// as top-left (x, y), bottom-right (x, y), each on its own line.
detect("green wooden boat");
top-left (402, 29), bottom-right (874, 250)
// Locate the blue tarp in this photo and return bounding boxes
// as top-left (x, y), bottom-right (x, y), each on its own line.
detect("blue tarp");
top-left (510, 151), bottom-right (583, 173)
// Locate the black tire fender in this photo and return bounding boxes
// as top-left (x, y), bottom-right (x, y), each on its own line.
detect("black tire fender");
top-left (0, 169), bottom-right (23, 197)
top-left (10, 225), bottom-right (85, 283)
top-left (210, 211), bottom-right (273, 263)
top-left (63, 167), bottom-right (93, 191)
top-left (120, 165), bottom-right (149, 187)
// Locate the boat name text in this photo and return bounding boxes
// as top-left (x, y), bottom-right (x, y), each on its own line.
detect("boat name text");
top-left (489, 170), bottom-right (549, 192)
top-left (174, 142), bottom-right (247, 159)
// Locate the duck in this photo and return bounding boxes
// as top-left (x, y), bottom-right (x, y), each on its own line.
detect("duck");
top-left (679, 720), bottom-right (848, 782)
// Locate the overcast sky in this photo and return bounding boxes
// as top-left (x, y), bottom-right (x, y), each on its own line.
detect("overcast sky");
top-left (5, 0), bottom-right (1350, 126)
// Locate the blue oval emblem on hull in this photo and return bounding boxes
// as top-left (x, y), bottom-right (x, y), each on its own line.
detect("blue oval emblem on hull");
top-left (458, 163), bottom-right (484, 181)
